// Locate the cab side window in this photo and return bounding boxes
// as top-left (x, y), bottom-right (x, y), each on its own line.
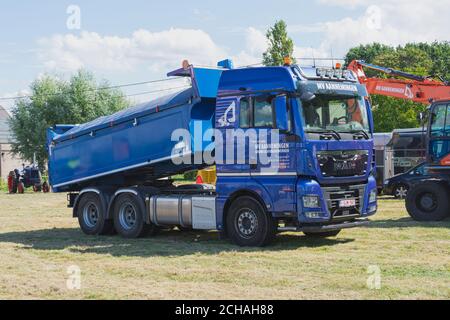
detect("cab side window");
top-left (239, 95), bottom-right (275, 128)
top-left (254, 95), bottom-right (274, 128)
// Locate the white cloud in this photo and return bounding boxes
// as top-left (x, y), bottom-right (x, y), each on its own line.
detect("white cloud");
top-left (231, 27), bottom-right (268, 67)
top-left (38, 28), bottom-right (228, 73)
top-left (244, 27), bottom-right (268, 56)
top-left (29, 1), bottom-right (450, 87)
top-left (293, 1), bottom-right (450, 59)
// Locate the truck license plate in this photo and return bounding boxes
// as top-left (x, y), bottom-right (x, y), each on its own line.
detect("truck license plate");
top-left (339, 199), bottom-right (356, 208)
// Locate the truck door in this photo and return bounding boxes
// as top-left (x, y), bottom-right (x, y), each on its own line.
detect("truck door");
top-left (248, 94), bottom-right (297, 213)
top-left (429, 102), bottom-right (450, 163)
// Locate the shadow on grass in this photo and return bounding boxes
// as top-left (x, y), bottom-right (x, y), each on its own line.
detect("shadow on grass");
top-left (366, 217), bottom-right (450, 229)
top-left (0, 227), bottom-right (354, 257)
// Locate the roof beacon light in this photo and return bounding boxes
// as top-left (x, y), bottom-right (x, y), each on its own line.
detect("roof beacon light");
top-left (283, 56), bottom-right (292, 66)
top-left (335, 63), bottom-right (342, 69)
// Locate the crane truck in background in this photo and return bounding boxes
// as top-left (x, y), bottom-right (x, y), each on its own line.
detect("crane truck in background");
top-left (348, 60), bottom-right (450, 221)
top-left (46, 59), bottom-right (378, 246)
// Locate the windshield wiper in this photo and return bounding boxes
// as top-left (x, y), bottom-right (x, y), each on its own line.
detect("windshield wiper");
top-left (341, 130), bottom-right (370, 139)
top-left (306, 129), bottom-right (342, 140)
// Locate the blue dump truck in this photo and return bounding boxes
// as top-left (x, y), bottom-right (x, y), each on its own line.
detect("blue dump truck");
top-left (47, 59), bottom-right (378, 246)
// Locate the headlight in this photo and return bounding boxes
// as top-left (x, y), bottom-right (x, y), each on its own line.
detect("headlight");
top-left (369, 189), bottom-right (377, 203)
top-left (303, 195), bottom-right (320, 208)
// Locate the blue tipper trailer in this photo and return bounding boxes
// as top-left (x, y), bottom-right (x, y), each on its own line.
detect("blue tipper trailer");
top-left (47, 59), bottom-right (378, 246)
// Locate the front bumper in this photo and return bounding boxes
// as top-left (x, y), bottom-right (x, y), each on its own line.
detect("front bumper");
top-left (279, 218), bottom-right (370, 232)
top-left (296, 175), bottom-right (378, 224)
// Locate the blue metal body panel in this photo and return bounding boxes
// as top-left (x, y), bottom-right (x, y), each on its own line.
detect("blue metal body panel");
top-left (53, 89), bottom-right (194, 143)
top-left (47, 66), bottom-right (224, 192)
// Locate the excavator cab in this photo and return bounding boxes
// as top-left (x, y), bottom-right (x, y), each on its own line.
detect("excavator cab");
top-left (426, 100), bottom-right (450, 167)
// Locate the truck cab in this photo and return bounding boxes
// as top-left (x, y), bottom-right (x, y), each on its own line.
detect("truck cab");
top-left (213, 63), bottom-right (377, 243)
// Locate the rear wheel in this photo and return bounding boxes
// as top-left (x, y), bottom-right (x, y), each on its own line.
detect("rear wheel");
top-left (77, 193), bottom-right (114, 235)
top-left (113, 193), bottom-right (150, 238)
top-left (304, 230), bottom-right (341, 238)
top-left (406, 182), bottom-right (450, 221)
top-left (7, 172), bottom-right (17, 194)
top-left (226, 196), bottom-right (276, 247)
top-left (394, 184), bottom-right (408, 199)
top-left (42, 182), bottom-right (50, 193)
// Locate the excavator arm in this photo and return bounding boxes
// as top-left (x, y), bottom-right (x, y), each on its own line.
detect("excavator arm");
top-left (347, 60), bottom-right (450, 104)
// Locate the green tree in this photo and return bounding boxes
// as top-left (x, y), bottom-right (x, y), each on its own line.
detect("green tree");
top-left (371, 96), bottom-right (427, 132)
top-left (414, 41), bottom-right (450, 80)
top-left (9, 70), bottom-right (128, 170)
top-left (345, 43), bottom-right (395, 66)
top-left (263, 20), bottom-right (296, 66)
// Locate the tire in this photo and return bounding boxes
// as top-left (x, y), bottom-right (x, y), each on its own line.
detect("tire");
top-left (33, 184), bottom-right (42, 192)
top-left (11, 181), bottom-right (17, 194)
top-left (393, 184), bottom-right (408, 199)
top-left (7, 172), bottom-right (17, 194)
top-left (17, 182), bottom-right (25, 194)
top-left (226, 196), bottom-right (276, 247)
top-left (113, 193), bottom-right (150, 238)
top-left (304, 230), bottom-right (341, 238)
top-left (77, 193), bottom-right (114, 235)
top-left (42, 182), bottom-right (50, 193)
top-left (406, 182), bottom-right (450, 221)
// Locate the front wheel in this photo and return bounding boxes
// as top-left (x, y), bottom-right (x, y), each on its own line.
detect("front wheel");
top-left (304, 230), bottom-right (341, 238)
top-left (406, 182), bottom-right (450, 221)
top-left (226, 196), bottom-right (276, 247)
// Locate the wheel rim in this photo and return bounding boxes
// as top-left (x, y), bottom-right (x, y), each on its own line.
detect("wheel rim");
top-left (395, 186), bottom-right (408, 199)
top-left (416, 192), bottom-right (437, 212)
top-left (236, 208), bottom-right (258, 239)
top-left (118, 202), bottom-right (137, 230)
top-left (83, 202), bottom-right (99, 228)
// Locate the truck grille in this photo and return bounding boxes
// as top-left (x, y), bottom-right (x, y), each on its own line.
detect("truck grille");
top-left (322, 185), bottom-right (365, 220)
top-left (317, 150), bottom-right (369, 177)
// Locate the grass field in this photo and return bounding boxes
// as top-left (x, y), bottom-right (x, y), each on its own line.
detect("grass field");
top-left (0, 192), bottom-right (448, 300)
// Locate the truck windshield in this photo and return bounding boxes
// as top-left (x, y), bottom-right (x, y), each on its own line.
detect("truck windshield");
top-left (299, 95), bottom-right (370, 134)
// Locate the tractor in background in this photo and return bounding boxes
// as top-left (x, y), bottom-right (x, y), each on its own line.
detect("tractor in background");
top-left (7, 164), bottom-right (49, 194)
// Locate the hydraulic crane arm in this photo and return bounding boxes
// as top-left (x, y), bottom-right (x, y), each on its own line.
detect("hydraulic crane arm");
top-left (347, 60), bottom-right (450, 104)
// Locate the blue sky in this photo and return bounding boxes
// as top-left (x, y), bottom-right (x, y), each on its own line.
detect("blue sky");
top-left (1, 0), bottom-right (448, 110)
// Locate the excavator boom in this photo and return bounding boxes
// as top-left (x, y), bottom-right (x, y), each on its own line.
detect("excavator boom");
top-left (348, 60), bottom-right (450, 104)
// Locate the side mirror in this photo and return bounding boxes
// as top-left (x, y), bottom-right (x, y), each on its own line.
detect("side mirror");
top-left (300, 91), bottom-right (316, 102)
top-left (274, 95), bottom-right (289, 132)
